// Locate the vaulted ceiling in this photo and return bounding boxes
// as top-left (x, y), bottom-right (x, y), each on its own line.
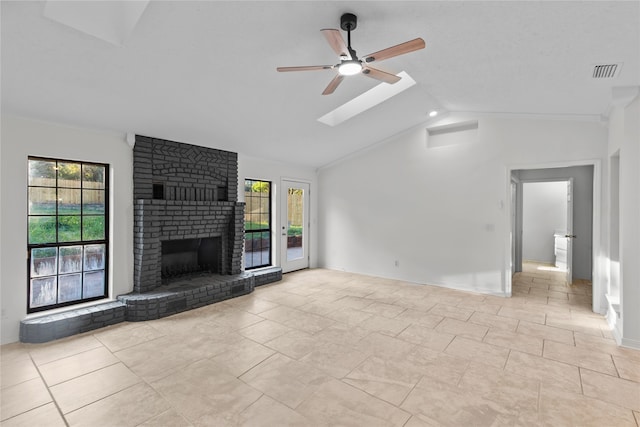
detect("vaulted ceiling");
top-left (2, 1), bottom-right (638, 168)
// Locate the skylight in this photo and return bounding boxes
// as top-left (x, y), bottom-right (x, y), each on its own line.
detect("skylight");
top-left (317, 71), bottom-right (417, 127)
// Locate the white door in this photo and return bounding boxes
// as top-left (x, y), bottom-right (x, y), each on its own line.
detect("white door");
top-left (565, 178), bottom-right (574, 285)
top-left (281, 180), bottom-right (309, 273)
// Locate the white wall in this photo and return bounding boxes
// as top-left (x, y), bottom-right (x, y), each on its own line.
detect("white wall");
top-left (522, 182), bottom-right (567, 264)
top-left (607, 90), bottom-right (640, 349)
top-left (238, 153), bottom-right (318, 269)
top-left (318, 115), bottom-right (607, 297)
top-left (1, 115), bottom-right (134, 344)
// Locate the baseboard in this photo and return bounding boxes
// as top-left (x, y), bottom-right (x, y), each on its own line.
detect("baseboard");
top-left (620, 336), bottom-right (640, 350)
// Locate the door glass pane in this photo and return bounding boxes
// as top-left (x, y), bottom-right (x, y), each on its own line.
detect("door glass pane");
top-left (287, 187), bottom-right (304, 261)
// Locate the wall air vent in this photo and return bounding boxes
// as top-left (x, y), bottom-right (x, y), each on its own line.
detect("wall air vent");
top-left (592, 63), bottom-right (621, 79)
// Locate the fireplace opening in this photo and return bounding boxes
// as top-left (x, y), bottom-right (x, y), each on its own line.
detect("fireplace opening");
top-left (161, 237), bottom-right (222, 281)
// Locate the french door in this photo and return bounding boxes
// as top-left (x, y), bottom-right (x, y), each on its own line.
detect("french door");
top-left (281, 180), bottom-right (309, 273)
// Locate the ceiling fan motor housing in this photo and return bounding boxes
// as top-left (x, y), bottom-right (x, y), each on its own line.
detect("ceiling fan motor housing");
top-left (340, 13), bottom-right (357, 31)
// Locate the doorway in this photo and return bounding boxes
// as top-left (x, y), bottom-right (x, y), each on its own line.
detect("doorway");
top-left (507, 163), bottom-right (600, 312)
top-left (281, 180), bottom-right (310, 273)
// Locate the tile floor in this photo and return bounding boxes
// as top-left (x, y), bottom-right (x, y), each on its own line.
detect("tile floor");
top-left (1, 262), bottom-right (639, 426)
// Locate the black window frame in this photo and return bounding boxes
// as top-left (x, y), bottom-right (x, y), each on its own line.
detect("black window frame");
top-left (244, 179), bottom-right (272, 270)
top-left (26, 156), bottom-right (110, 313)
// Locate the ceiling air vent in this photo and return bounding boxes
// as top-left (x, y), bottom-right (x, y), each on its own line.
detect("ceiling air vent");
top-left (592, 63), bottom-right (621, 79)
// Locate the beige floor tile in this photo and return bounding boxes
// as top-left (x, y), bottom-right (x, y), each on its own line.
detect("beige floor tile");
top-left (210, 337), bottom-right (276, 376)
top-left (296, 300), bottom-right (339, 316)
top-left (406, 345), bottom-right (469, 385)
top-left (219, 394), bottom-right (311, 426)
top-left (498, 306), bottom-right (546, 324)
top-left (516, 320), bottom-right (575, 345)
top-left (0, 356), bottom-right (39, 389)
top-left (458, 362), bottom-right (539, 414)
top-left (237, 319), bottom-right (292, 343)
top-left (0, 343), bottom-right (31, 364)
top-left (313, 323), bottom-right (371, 347)
top-left (205, 307), bottom-right (265, 330)
top-left (115, 332), bottom-right (240, 382)
top-left (546, 313), bottom-right (605, 336)
top-left (457, 298), bottom-right (502, 315)
top-left (484, 328), bottom-right (543, 355)
top-left (361, 301), bottom-right (407, 319)
top-left (259, 306), bottom-right (335, 334)
top-left (323, 307), bottom-right (373, 326)
top-left (331, 295), bottom-right (375, 310)
top-left (402, 378), bottom-right (513, 426)
top-left (359, 314), bottom-right (411, 336)
top-left (50, 362), bottom-right (140, 414)
top-left (0, 402), bottom-right (65, 427)
top-left (435, 317), bottom-right (488, 341)
top-left (0, 377), bottom-right (51, 421)
top-left (539, 383), bottom-right (636, 426)
top-left (469, 311), bottom-right (519, 331)
top-left (428, 303), bottom-right (473, 321)
top-left (393, 297), bottom-right (437, 312)
top-left (635, 411), bottom-right (640, 425)
top-left (543, 340), bottom-right (617, 376)
top-left (394, 309), bottom-right (443, 328)
top-left (138, 409), bottom-right (192, 427)
top-left (94, 323), bottom-right (165, 352)
top-left (505, 350), bottom-right (581, 394)
top-left (397, 324), bottom-right (455, 352)
top-left (299, 340), bottom-right (369, 378)
top-left (65, 382), bottom-right (168, 426)
top-left (344, 355), bottom-right (422, 405)
top-left (263, 330), bottom-right (320, 360)
top-left (444, 336), bottom-right (510, 369)
top-left (356, 332), bottom-right (416, 359)
top-left (614, 354), bottom-right (640, 382)
top-left (297, 378), bottom-right (411, 426)
top-left (39, 346), bottom-right (119, 386)
top-left (224, 295), bottom-right (280, 314)
top-left (27, 334), bottom-right (103, 366)
top-left (152, 358), bottom-right (261, 422)
top-left (581, 368), bottom-right (640, 411)
top-left (574, 332), bottom-right (640, 363)
top-left (239, 353), bottom-right (332, 409)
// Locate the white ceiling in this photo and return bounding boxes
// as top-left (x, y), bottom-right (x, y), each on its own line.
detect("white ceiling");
top-left (2, 1), bottom-right (638, 168)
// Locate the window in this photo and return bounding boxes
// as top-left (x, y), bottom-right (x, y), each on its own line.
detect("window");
top-left (244, 179), bottom-right (271, 269)
top-left (27, 157), bottom-right (109, 312)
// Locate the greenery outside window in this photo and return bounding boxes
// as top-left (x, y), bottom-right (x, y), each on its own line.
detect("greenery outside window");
top-left (244, 179), bottom-right (271, 269)
top-left (27, 157), bottom-right (109, 312)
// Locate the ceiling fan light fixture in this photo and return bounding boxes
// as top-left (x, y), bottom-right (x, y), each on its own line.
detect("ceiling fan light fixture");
top-left (338, 61), bottom-right (362, 76)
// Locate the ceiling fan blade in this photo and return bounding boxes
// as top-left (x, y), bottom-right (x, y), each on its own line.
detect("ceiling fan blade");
top-left (321, 29), bottom-right (350, 58)
top-left (362, 65), bottom-right (401, 84)
top-left (322, 74), bottom-right (344, 95)
top-left (363, 38), bottom-right (425, 63)
top-left (277, 65), bottom-right (334, 72)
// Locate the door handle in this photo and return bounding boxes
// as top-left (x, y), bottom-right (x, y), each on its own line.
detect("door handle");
top-left (565, 235), bottom-right (577, 238)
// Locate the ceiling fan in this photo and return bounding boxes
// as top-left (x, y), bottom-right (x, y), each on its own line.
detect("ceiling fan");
top-left (277, 13), bottom-right (425, 95)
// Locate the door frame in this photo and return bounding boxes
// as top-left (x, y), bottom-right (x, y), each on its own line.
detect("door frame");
top-left (280, 179), bottom-right (311, 273)
top-left (504, 160), bottom-right (602, 313)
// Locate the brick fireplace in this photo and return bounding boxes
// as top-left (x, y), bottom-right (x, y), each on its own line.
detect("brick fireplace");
top-left (131, 135), bottom-right (244, 293)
